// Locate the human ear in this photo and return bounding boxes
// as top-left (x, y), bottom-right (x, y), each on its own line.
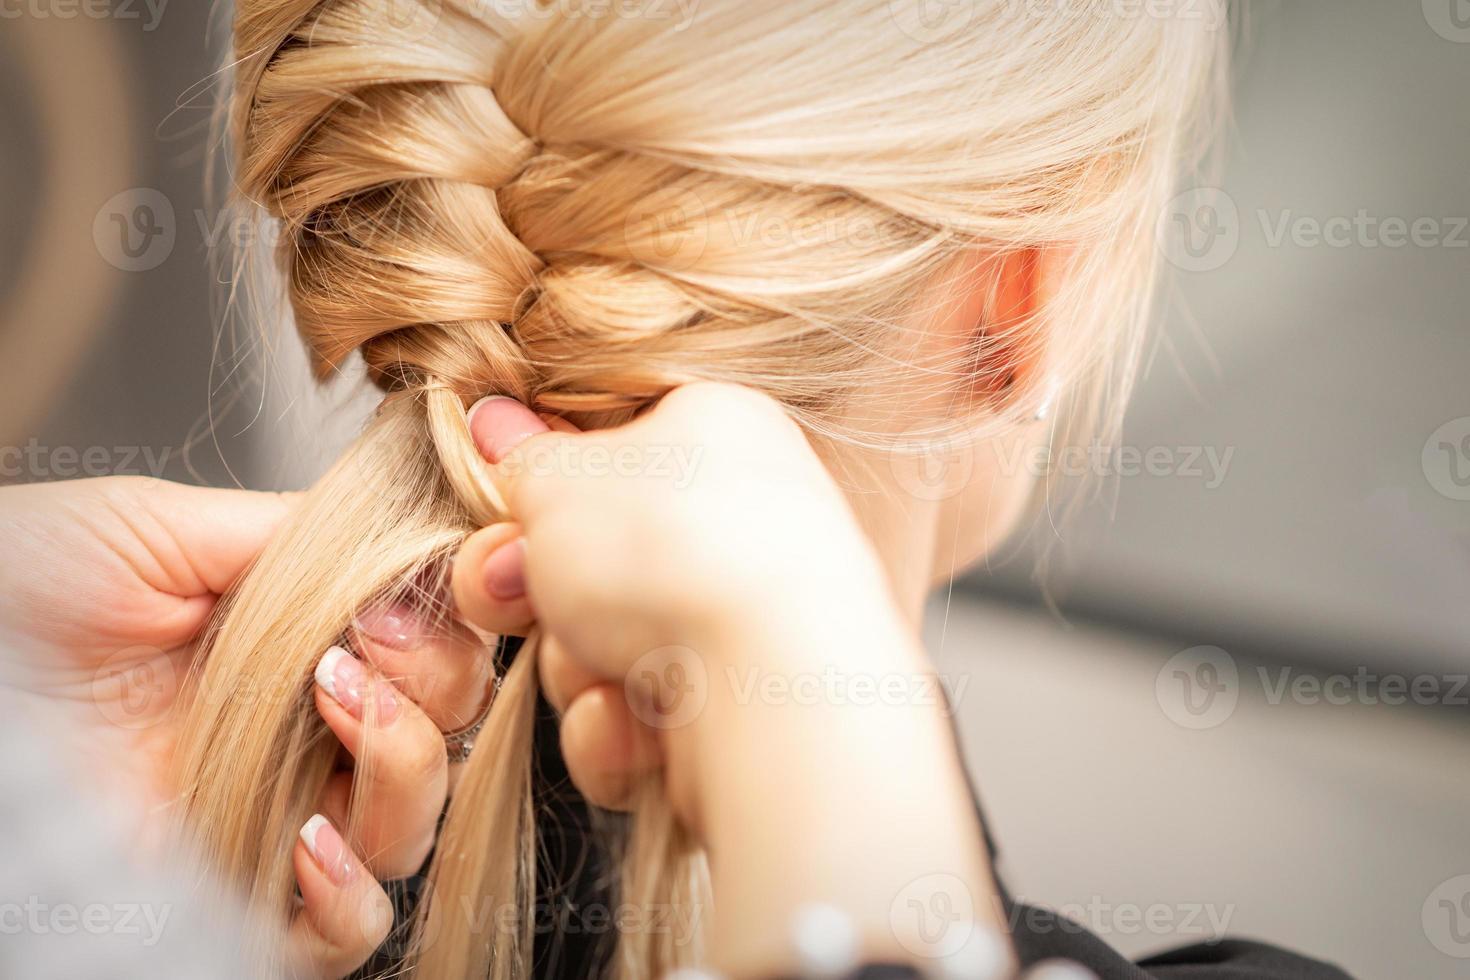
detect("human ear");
top-left (922, 247), bottom-right (1054, 412)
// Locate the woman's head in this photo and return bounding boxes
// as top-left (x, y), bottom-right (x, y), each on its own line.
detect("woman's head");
top-left (231, 0), bottom-right (1226, 586)
top-left (179, 11), bottom-right (1226, 974)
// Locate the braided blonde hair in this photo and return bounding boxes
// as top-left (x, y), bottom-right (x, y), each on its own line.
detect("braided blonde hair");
top-left (173, 1), bottom-right (1227, 977)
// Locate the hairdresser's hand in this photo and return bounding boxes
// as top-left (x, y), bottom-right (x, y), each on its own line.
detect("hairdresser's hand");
top-left (454, 384), bottom-right (1003, 977)
top-left (0, 477), bottom-right (478, 979)
top-left (454, 383), bottom-right (899, 812)
top-left (0, 477), bottom-right (295, 809)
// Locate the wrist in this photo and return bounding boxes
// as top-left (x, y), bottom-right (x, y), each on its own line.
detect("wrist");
top-left (639, 597), bottom-right (1010, 975)
top-left (656, 591), bottom-right (933, 823)
top-left (668, 651), bottom-right (1000, 977)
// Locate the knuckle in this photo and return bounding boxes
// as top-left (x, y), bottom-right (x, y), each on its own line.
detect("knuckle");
top-left (662, 383), bottom-right (798, 455)
top-left (374, 832), bottom-right (435, 883)
top-left (672, 381), bottom-right (783, 421)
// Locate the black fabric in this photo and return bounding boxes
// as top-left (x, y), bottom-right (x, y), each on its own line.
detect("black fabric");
top-left (525, 625), bottom-right (1354, 979)
top-left (529, 684), bottom-right (623, 978)
top-left (948, 702), bottom-right (1351, 980)
top-left (366, 635), bottom-right (1353, 980)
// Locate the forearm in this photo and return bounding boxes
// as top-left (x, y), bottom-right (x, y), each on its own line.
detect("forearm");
top-left (669, 606), bottom-right (1013, 978)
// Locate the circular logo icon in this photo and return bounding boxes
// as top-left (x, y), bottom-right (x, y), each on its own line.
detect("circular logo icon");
top-left (1423, 874), bottom-right (1470, 958)
top-left (1155, 645), bottom-right (1239, 730)
top-left (91, 645), bottom-right (176, 730)
top-left (93, 188), bottom-right (176, 273)
top-left (1423, 0), bottom-right (1470, 43)
top-left (368, 875), bottom-right (440, 958)
top-left (1422, 417), bottom-right (1470, 501)
top-left (888, 0), bottom-right (976, 44)
top-left (623, 185), bottom-right (709, 272)
top-left (889, 873), bottom-right (1005, 968)
top-left (888, 431), bottom-right (977, 502)
top-left (1157, 186), bottom-right (1239, 273)
top-left (373, 0), bottom-right (445, 42)
top-left (624, 645), bottom-right (707, 730)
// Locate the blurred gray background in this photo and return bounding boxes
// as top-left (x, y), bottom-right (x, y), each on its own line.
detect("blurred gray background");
top-left (978, 0), bottom-right (1470, 679)
top-left (2, 2), bottom-right (1468, 978)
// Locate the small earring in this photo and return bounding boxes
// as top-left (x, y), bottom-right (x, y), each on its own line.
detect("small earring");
top-left (1032, 376), bottom-right (1060, 422)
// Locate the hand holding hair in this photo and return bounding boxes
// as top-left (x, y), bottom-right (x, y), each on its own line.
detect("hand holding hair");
top-left (453, 385), bottom-right (1017, 979)
top-left (132, 0), bottom-right (1231, 974)
top-left (0, 477), bottom-right (524, 978)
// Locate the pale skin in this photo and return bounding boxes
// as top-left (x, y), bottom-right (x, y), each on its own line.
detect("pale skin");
top-left (0, 249), bottom-right (1057, 977)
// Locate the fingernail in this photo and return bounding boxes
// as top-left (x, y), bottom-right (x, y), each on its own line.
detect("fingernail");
top-left (467, 396), bottom-right (549, 464)
top-left (483, 538), bottom-right (527, 600)
top-left (315, 645), bottom-right (401, 724)
top-left (354, 600), bottom-right (425, 650)
top-left (300, 814), bottom-right (356, 885)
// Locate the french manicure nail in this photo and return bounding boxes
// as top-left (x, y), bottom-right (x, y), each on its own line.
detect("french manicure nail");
top-left (483, 538), bottom-right (527, 601)
top-left (315, 645), bottom-right (400, 724)
top-left (299, 814), bottom-right (356, 886)
top-left (467, 396), bottom-right (549, 464)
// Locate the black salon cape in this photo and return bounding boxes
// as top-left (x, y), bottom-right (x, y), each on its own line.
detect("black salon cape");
top-left (529, 692), bottom-right (1350, 979)
top-left (373, 636), bottom-right (1354, 980)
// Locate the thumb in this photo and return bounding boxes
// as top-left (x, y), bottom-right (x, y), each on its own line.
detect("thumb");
top-left (0, 478), bottom-right (299, 652)
top-left (104, 479), bottom-right (299, 597)
top-left (465, 396), bottom-right (575, 524)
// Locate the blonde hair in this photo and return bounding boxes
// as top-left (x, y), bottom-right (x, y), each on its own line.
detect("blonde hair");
top-left (174, 1), bottom-right (1227, 977)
